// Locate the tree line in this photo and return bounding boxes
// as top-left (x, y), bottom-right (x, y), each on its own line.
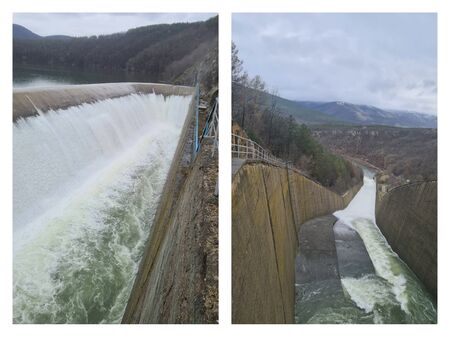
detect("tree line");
top-left (232, 42), bottom-right (361, 193)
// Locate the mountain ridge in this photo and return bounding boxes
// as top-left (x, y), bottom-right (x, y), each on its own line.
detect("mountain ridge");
top-left (13, 24), bottom-right (41, 39)
top-left (234, 83), bottom-right (436, 128)
top-left (297, 100), bottom-right (436, 128)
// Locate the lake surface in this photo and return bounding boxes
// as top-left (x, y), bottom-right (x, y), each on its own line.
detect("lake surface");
top-left (13, 65), bottom-right (150, 88)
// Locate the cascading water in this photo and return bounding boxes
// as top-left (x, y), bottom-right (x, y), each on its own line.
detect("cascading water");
top-left (296, 168), bottom-right (437, 324)
top-left (13, 92), bottom-right (191, 323)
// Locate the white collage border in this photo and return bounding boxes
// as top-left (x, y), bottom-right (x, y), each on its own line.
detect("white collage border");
top-left (0, 1), bottom-right (448, 336)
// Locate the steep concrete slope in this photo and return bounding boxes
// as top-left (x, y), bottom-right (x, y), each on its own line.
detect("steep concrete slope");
top-left (376, 181), bottom-right (437, 299)
top-left (123, 138), bottom-right (218, 323)
top-left (232, 162), bottom-right (362, 323)
top-left (122, 93), bottom-right (218, 323)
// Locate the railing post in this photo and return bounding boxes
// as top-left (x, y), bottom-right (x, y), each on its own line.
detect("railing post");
top-left (232, 133), bottom-right (291, 170)
top-left (193, 82), bottom-right (200, 158)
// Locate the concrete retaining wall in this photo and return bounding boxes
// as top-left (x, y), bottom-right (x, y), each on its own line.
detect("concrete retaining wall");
top-left (232, 162), bottom-right (362, 323)
top-left (375, 181), bottom-right (437, 299)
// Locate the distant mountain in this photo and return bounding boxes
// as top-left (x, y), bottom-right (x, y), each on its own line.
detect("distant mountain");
top-left (297, 101), bottom-right (437, 128)
top-left (233, 83), bottom-right (343, 125)
top-left (13, 24), bottom-right (41, 39)
top-left (234, 84), bottom-right (436, 128)
top-left (13, 24), bottom-right (72, 40)
top-left (264, 92), bottom-right (344, 124)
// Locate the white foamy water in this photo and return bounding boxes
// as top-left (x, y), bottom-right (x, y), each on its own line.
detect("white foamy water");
top-left (334, 168), bottom-right (436, 323)
top-left (13, 93), bottom-right (191, 323)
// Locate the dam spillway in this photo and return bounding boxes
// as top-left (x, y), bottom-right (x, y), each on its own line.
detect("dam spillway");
top-left (295, 169), bottom-right (437, 323)
top-left (13, 84), bottom-right (194, 323)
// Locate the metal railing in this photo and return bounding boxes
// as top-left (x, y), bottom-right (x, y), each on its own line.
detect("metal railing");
top-left (202, 97), bottom-right (219, 156)
top-left (193, 83), bottom-right (200, 156)
top-left (231, 133), bottom-right (321, 182)
top-left (384, 179), bottom-right (437, 194)
top-left (232, 133), bottom-right (288, 168)
top-left (231, 132), bottom-right (366, 197)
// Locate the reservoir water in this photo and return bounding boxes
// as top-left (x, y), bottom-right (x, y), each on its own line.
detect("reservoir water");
top-left (295, 169), bottom-right (437, 324)
top-left (13, 65), bottom-right (149, 89)
top-left (13, 91), bottom-right (191, 323)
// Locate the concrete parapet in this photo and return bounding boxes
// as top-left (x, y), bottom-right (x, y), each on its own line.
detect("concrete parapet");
top-left (13, 82), bottom-right (195, 121)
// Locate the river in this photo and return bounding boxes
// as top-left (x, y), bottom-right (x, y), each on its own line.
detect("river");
top-left (295, 168), bottom-right (437, 324)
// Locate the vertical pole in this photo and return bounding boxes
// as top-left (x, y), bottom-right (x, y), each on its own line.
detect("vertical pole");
top-left (193, 80), bottom-right (200, 157)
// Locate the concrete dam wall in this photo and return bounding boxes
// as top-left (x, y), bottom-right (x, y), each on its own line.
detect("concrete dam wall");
top-left (232, 162), bottom-right (362, 323)
top-left (375, 181), bottom-right (437, 299)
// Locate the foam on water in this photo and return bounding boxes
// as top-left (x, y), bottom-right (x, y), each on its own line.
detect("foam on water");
top-left (13, 93), bottom-right (191, 323)
top-left (341, 275), bottom-right (398, 313)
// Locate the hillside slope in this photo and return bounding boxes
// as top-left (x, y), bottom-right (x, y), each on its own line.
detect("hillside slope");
top-left (233, 83), bottom-right (341, 125)
top-left (13, 17), bottom-right (218, 87)
top-left (312, 125), bottom-right (437, 181)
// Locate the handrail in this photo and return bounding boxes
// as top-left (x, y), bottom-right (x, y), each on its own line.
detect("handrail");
top-left (232, 133), bottom-right (289, 168)
top-left (231, 133), bottom-right (357, 196)
top-left (383, 179), bottom-right (437, 194)
top-left (193, 83), bottom-right (200, 157)
top-left (202, 97), bottom-right (219, 156)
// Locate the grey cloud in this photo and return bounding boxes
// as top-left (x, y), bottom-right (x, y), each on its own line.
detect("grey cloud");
top-left (13, 13), bottom-right (216, 37)
top-left (233, 13), bottom-right (437, 114)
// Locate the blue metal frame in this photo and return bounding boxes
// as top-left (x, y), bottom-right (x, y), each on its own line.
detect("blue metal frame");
top-left (193, 83), bottom-right (200, 156)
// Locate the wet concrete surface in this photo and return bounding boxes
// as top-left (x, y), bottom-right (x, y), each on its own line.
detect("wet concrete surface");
top-left (334, 220), bottom-right (375, 278)
top-left (295, 215), bottom-right (374, 323)
top-left (296, 215), bottom-right (341, 284)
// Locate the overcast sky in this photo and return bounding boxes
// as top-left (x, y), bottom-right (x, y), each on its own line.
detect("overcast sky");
top-left (233, 13), bottom-right (437, 114)
top-left (13, 13), bottom-right (216, 37)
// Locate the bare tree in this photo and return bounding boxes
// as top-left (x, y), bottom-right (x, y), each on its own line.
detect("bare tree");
top-left (267, 88), bottom-right (279, 147)
top-left (232, 42), bottom-right (244, 83)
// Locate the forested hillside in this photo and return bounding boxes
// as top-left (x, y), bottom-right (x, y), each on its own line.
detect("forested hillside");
top-left (312, 125), bottom-right (437, 182)
top-left (13, 17), bottom-right (218, 89)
